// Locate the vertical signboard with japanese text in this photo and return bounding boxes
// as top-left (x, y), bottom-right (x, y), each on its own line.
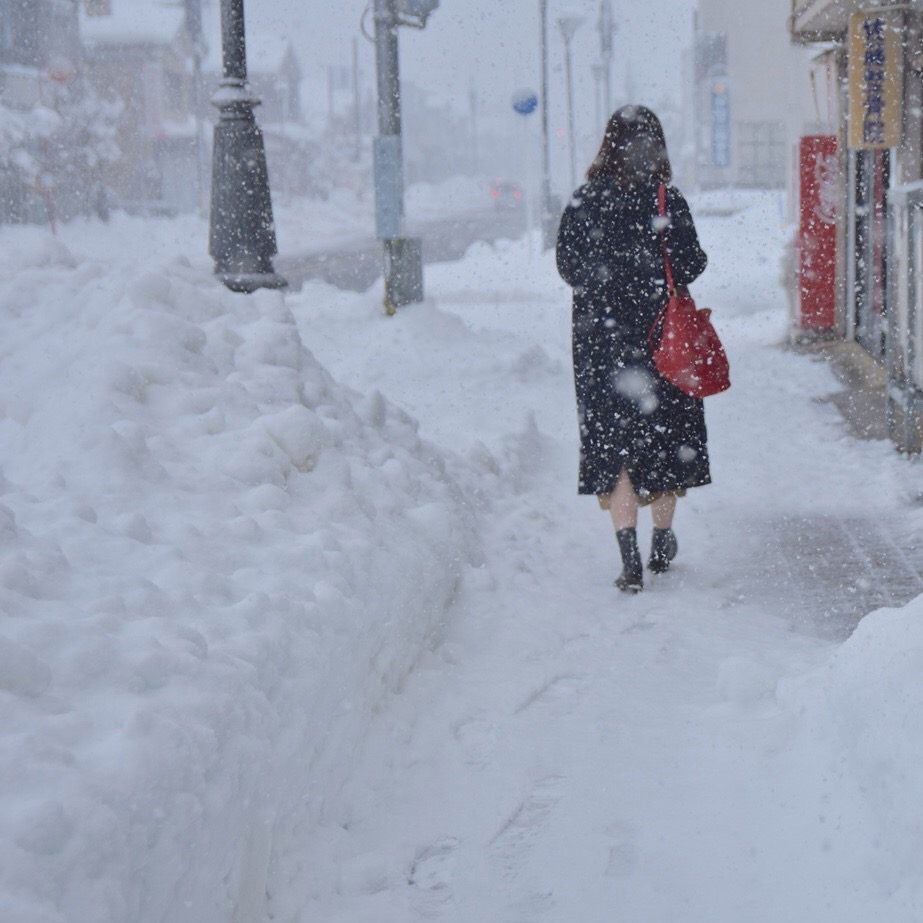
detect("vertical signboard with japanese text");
top-left (848, 9), bottom-right (902, 148)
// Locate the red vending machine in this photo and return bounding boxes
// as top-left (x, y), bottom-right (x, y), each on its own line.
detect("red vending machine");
top-left (796, 135), bottom-right (837, 331)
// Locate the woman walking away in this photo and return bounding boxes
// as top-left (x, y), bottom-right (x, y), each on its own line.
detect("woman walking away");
top-left (556, 105), bottom-right (711, 593)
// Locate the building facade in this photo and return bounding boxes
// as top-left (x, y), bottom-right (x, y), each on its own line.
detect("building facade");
top-left (791, 0), bottom-right (923, 450)
top-left (0, 0), bottom-right (88, 223)
top-left (78, 0), bottom-right (204, 214)
top-left (685, 0), bottom-right (816, 191)
top-left (78, 0), bottom-right (307, 215)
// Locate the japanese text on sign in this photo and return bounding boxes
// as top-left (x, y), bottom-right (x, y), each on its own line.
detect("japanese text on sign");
top-left (862, 17), bottom-right (885, 143)
top-left (848, 10), bottom-right (902, 149)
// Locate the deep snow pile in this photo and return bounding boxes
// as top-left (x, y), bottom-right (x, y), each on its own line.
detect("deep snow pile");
top-left (0, 227), bottom-right (499, 922)
top-left (772, 599), bottom-right (923, 914)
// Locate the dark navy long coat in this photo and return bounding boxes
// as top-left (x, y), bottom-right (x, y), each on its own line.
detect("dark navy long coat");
top-left (555, 178), bottom-right (711, 498)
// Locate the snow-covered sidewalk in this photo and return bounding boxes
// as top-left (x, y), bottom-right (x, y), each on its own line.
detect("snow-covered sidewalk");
top-left (277, 193), bottom-right (923, 922)
top-left (1, 191), bottom-right (922, 923)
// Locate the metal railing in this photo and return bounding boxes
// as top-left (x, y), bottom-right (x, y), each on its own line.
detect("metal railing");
top-left (886, 179), bottom-right (923, 450)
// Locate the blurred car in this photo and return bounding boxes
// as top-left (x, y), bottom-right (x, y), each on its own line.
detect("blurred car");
top-left (490, 180), bottom-right (524, 210)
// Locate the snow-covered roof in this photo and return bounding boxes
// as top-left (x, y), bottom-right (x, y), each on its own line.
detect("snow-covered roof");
top-left (79, 0), bottom-right (184, 48)
top-left (77, 0), bottom-right (302, 89)
top-left (203, 30), bottom-right (297, 77)
top-left (186, 0), bottom-right (295, 76)
top-left (792, 0), bottom-right (923, 39)
top-left (246, 35), bottom-right (297, 76)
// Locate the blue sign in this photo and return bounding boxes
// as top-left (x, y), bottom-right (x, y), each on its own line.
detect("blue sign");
top-left (512, 89), bottom-right (539, 116)
top-left (374, 136), bottom-right (403, 239)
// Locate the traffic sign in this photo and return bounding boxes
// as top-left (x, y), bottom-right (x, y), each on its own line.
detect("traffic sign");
top-left (512, 89), bottom-right (539, 116)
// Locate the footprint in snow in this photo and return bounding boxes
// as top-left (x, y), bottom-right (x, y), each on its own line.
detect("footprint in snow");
top-left (514, 674), bottom-right (584, 716)
top-left (453, 715), bottom-right (498, 766)
top-left (605, 821), bottom-right (640, 878)
top-left (408, 836), bottom-right (459, 893)
top-left (489, 775), bottom-right (566, 879)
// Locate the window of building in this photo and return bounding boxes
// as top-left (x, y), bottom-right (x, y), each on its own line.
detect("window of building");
top-left (84, 0), bottom-right (112, 16)
top-left (736, 120), bottom-right (786, 188)
top-left (0, 0), bottom-right (54, 68)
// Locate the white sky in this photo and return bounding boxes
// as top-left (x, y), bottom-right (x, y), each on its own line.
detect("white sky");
top-left (244, 0), bottom-right (697, 165)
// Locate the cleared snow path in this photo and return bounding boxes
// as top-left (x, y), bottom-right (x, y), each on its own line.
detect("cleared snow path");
top-left (277, 192), bottom-right (923, 922)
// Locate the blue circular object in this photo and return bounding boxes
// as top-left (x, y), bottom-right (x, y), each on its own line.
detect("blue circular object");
top-left (512, 89), bottom-right (539, 115)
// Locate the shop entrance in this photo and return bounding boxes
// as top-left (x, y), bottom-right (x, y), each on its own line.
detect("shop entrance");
top-left (851, 148), bottom-right (890, 359)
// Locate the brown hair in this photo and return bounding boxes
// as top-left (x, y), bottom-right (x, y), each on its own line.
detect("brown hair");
top-left (586, 105), bottom-right (672, 186)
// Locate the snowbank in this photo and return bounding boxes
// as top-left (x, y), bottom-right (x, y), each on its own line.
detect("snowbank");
top-left (0, 230), bottom-right (485, 922)
top-left (772, 598), bottom-right (923, 915)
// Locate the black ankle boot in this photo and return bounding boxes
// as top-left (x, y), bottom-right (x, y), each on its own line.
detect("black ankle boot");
top-left (615, 528), bottom-right (643, 592)
top-left (648, 527), bottom-right (678, 574)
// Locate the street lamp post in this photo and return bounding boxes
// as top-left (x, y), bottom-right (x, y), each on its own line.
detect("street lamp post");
top-left (539, 0), bottom-right (557, 250)
top-left (592, 62), bottom-right (604, 129)
top-left (208, 0), bottom-right (286, 293)
top-left (597, 0), bottom-right (615, 116)
top-left (469, 80), bottom-right (479, 174)
top-left (558, 15), bottom-right (583, 192)
top-left (353, 37), bottom-right (362, 163)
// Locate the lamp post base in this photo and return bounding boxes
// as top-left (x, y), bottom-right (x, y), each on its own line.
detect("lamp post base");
top-left (383, 237), bottom-right (423, 314)
top-left (208, 78), bottom-right (286, 293)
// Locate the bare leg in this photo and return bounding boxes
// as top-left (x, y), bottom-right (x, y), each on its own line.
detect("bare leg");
top-left (651, 492), bottom-right (677, 530)
top-left (608, 467), bottom-right (638, 531)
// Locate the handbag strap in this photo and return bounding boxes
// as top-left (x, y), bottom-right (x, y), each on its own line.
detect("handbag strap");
top-left (647, 300), bottom-right (669, 352)
top-left (658, 183), bottom-right (676, 296)
top-left (647, 184), bottom-right (673, 351)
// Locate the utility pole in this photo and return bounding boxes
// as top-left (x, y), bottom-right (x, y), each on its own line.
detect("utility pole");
top-left (558, 16), bottom-right (583, 192)
top-left (592, 62), bottom-right (604, 129)
top-left (184, 0), bottom-right (207, 216)
top-left (374, 0), bottom-right (401, 141)
top-left (208, 0), bottom-right (285, 292)
top-left (597, 0), bottom-right (615, 116)
top-left (469, 80), bottom-right (478, 175)
top-left (327, 66), bottom-right (334, 129)
top-left (353, 37), bottom-right (362, 162)
top-left (539, 0), bottom-right (557, 250)
top-left (372, 0), bottom-right (437, 314)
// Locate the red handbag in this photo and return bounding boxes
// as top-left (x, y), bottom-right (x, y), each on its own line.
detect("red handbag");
top-left (648, 184), bottom-right (730, 398)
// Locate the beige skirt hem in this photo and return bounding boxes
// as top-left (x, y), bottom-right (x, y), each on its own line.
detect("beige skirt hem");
top-left (596, 488), bottom-right (687, 511)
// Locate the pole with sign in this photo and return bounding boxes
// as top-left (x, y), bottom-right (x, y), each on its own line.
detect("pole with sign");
top-left (513, 89), bottom-right (539, 255)
top-left (371, 0), bottom-right (438, 315)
